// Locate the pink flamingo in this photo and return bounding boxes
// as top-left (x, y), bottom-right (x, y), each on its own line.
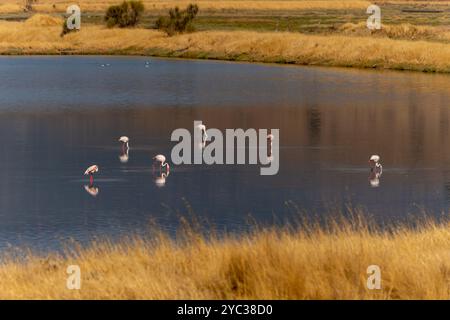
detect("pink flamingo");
top-left (84, 164), bottom-right (99, 185)
top-left (153, 154), bottom-right (170, 173)
top-left (118, 136), bottom-right (129, 152)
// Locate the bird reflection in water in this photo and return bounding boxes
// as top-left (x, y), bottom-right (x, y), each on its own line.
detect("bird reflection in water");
top-left (84, 184), bottom-right (99, 197)
top-left (119, 148), bottom-right (129, 163)
top-left (154, 171), bottom-right (170, 188)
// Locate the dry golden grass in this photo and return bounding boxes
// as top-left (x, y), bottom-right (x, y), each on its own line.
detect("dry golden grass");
top-left (0, 17), bottom-right (449, 72)
top-left (0, 3), bottom-right (22, 13)
top-left (0, 0), bottom-right (373, 13)
top-left (1, 216), bottom-right (450, 299)
top-left (23, 13), bottom-right (63, 26)
top-left (340, 22), bottom-right (450, 42)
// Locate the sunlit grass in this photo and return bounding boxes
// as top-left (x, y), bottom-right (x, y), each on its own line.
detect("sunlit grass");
top-left (1, 16), bottom-right (450, 73)
top-left (0, 0), bottom-right (372, 13)
top-left (1, 214), bottom-right (450, 299)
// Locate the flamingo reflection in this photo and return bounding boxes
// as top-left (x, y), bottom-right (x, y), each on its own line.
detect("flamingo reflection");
top-left (154, 171), bottom-right (170, 187)
top-left (119, 148), bottom-right (129, 163)
top-left (84, 184), bottom-right (99, 197)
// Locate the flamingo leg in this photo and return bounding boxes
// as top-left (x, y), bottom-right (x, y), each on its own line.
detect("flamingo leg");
top-left (89, 174), bottom-right (94, 186)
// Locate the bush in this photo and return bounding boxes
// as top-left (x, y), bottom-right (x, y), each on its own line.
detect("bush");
top-left (104, 0), bottom-right (144, 28)
top-left (155, 4), bottom-right (199, 36)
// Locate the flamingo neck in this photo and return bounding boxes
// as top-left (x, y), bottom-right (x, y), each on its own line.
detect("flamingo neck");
top-left (162, 162), bottom-right (170, 172)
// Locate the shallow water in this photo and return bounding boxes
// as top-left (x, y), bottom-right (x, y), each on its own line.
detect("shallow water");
top-left (0, 56), bottom-right (449, 252)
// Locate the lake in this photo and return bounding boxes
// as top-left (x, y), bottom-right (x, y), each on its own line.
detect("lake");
top-left (0, 56), bottom-right (449, 252)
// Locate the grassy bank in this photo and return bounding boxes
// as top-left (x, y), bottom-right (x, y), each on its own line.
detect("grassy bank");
top-left (0, 0), bottom-right (449, 73)
top-left (2, 216), bottom-right (450, 299)
top-left (1, 16), bottom-right (450, 73)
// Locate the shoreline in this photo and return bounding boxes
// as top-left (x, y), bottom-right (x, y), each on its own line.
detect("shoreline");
top-left (1, 27), bottom-right (450, 74)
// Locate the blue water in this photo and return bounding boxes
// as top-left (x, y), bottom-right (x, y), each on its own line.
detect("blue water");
top-left (0, 56), bottom-right (449, 252)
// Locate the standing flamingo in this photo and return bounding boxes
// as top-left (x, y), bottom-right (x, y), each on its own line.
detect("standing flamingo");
top-left (153, 154), bottom-right (170, 173)
top-left (368, 155), bottom-right (382, 187)
top-left (118, 136), bottom-right (129, 151)
top-left (369, 155), bottom-right (382, 174)
top-left (84, 164), bottom-right (99, 185)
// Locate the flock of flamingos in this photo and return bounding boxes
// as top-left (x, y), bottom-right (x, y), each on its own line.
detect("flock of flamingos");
top-left (82, 124), bottom-right (209, 196)
top-left (83, 135), bottom-right (171, 196)
top-left (82, 124), bottom-right (384, 196)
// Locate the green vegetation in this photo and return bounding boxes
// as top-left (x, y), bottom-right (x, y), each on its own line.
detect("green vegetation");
top-left (155, 4), bottom-right (199, 36)
top-left (104, 0), bottom-right (145, 28)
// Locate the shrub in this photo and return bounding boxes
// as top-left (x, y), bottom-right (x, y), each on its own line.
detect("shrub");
top-left (155, 4), bottom-right (199, 36)
top-left (104, 0), bottom-right (144, 28)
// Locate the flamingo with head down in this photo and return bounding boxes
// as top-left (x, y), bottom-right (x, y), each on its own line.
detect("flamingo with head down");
top-left (84, 164), bottom-right (99, 185)
top-left (119, 136), bottom-right (129, 151)
top-left (153, 154), bottom-right (170, 173)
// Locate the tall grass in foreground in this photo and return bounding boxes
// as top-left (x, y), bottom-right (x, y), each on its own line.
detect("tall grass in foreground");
top-left (1, 215), bottom-right (450, 299)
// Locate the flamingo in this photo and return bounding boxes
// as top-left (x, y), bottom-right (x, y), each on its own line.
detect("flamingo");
top-left (153, 154), bottom-right (170, 173)
top-left (84, 164), bottom-right (99, 185)
top-left (118, 136), bottom-right (129, 151)
top-left (196, 123), bottom-right (208, 141)
top-left (369, 155), bottom-right (382, 174)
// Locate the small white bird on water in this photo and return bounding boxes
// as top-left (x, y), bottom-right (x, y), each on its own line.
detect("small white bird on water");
top-left (84, 164), bottom-right (99, 185)
top-left (153, 154), bottom-right (170, 172)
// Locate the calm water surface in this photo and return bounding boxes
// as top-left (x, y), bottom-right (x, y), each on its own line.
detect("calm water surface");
top-left (0, 56), bottom-right (449, 252)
